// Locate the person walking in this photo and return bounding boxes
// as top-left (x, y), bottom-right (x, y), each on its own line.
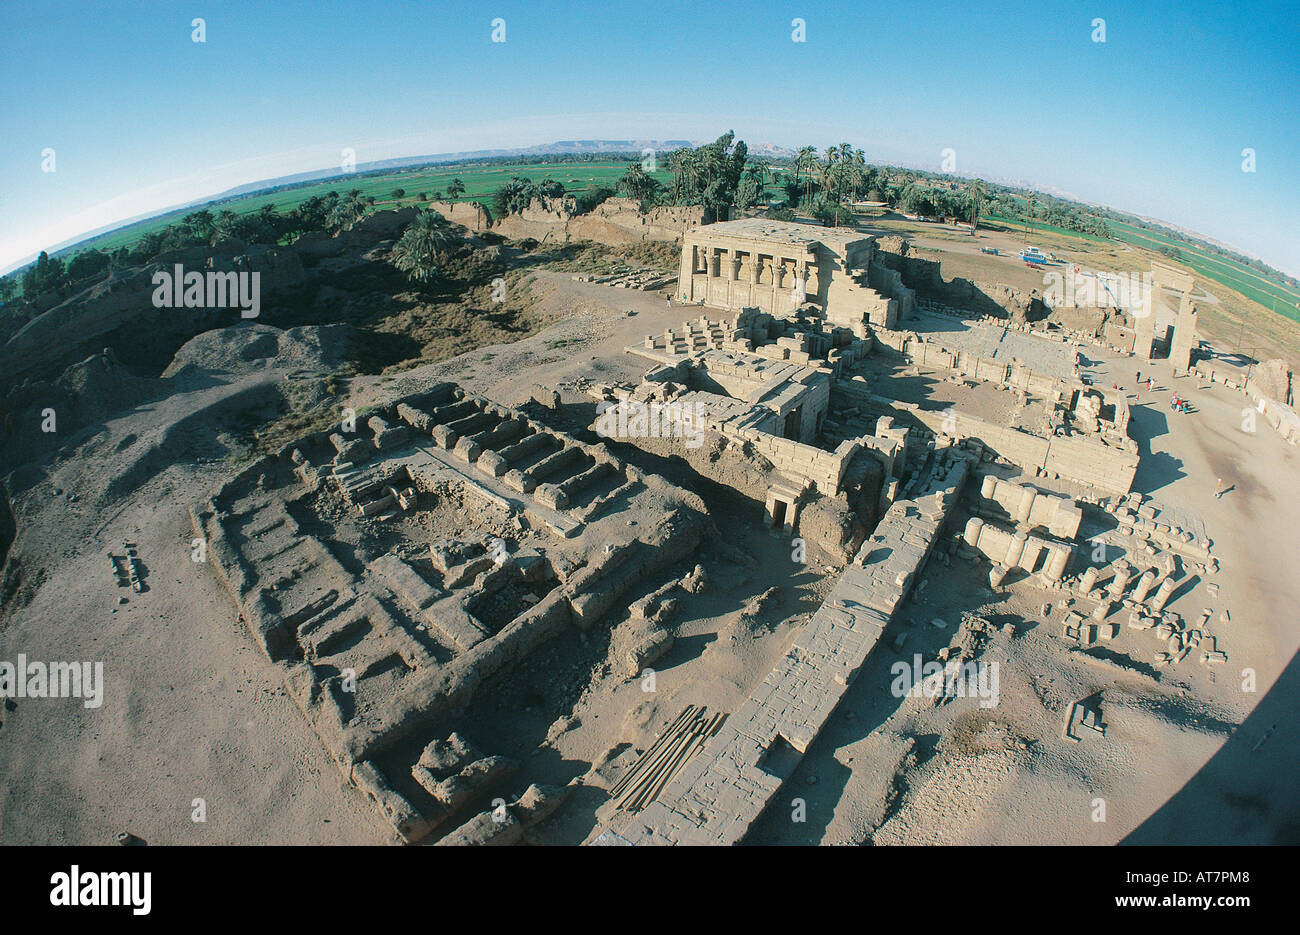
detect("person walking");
top-left (1214, 477), bottom-right (1226, 499)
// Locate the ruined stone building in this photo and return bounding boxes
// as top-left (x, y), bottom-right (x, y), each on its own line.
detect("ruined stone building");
top-left (677, 219), bottom-right (910, 331)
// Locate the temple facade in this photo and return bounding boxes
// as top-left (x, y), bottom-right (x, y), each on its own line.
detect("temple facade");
top-left (677, 218), bottom-right (902, 332)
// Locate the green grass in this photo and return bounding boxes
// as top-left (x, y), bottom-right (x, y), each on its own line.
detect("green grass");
top-left (62, 160), bottom-right (676, 258)
top-left (1103, 219), bottom-right (1300, 319)
top-left (984, 213), bottom-right (1111, 244)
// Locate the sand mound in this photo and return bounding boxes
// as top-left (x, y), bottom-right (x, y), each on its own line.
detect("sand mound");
top-left (162, 323), bottom-right (352, 378)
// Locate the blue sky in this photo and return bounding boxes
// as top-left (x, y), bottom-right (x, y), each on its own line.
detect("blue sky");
top-left (2, 0), bottom-right (1297, 275)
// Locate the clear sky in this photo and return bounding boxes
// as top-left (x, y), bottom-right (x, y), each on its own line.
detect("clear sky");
top-left (2, 0), bottom-right (1297, 276)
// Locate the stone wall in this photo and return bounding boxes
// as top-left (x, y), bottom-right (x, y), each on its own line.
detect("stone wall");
top-left (874, 330), bottom-right (1062, 398)
top-left (427, 200), bottom-right (492, 232)
top-left (976, 474), bottom-right (1082, 539)
top-left (492, 195), bottom-right (703, 246)
top-left (567, 197), bottom-right (705, 245)
top-left (874, 245), bottom-right (1045, 321)
top-left (833, 379), bottom-right (1137, 495)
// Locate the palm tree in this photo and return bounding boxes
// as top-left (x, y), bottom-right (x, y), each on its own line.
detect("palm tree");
top-left (817, 149), bottom-right (837, 205)
top-left (211, 210), bottom-right (240, 244)
top-left (851, 149), bottom-right (867, 201)
top-left (835, 143), bottom-right (854, 201)
top-left (667, 149), bottom-right (686, 204)
top-left (618, 163), bottom-right (656, 205)
top-left (795, 147), bottom-right (817, 205)
top-left (446, 178), bottom-right (466, 200)
top-left (966, 179), bottom-right (986, 231)
top-left (327, 192), bottom-right (368, 233)
top-left (391, 210), bottom-right (458, 283)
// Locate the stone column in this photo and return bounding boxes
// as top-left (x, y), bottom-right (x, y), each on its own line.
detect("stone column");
top-left (1132, 569), bottom-right (1157, 604)
top-left (1149, 576), bottom-right (1177, 613)
top-left (678, 242), bottom-right (693, 299)
top-left (804, 255), bottom-right (818, 298)
top-left (793, 259), bottom-right (808, 305)
top-left (1020, 540), bottom-right (1043, 574)
top-left (1046, 546), bottom-right (1070, 582)
top-left (1079, 565), bottom-right (1100, 594)
top-left (1108, 564), bottom-right (1130, 601)
top-left (1004, 530), bottom-right (1028, 569)
top-left (1016, 486), bottom-right (1036, 524)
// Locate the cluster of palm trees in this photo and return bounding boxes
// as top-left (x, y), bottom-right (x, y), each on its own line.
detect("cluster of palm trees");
top-left (390, 209), bottom-right (459, 284)
top-left (617, 163), bottom-right (659, 204)
top-left (1014, 192), bottom-right (1111, 238)
top-left (791, 143), bottom-right (875, 207)
top-left (662, 132), bottom-right (749, 221)
top-left (325, 190), bottom-right (373, 233)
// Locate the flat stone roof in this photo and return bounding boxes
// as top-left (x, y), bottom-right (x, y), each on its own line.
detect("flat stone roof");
top-left (688, 218), bottom-right (871, 253)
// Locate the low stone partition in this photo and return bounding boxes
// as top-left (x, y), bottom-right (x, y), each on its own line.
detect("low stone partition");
top-left (976, 474), bottom-right (1082, 540)
top-left (874, 329), bottom-right (1063, 399)
top-left (734, 427), bottom-right (859, 496)
top-left (834, 380), bottom-right (1138, 495)
top-left (961, 516), bottom-right (1073, 583)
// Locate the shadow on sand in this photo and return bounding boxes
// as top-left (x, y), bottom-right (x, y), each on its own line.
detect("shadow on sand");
top-left (1123, 646), bottom-right (1300, 844)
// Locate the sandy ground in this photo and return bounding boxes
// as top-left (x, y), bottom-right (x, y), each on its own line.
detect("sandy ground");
top-left (1, 258), bottom-right (1295, 846)
top-left (0, 273), bottom-right (700, 846)
top-left (748, 337), bottom-right (1299, 845)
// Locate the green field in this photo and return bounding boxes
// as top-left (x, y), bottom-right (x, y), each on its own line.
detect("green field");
top-left (58, 159), bottom-right (1300, 326)
top-left (1102, 219), bottom-right (1300, 320)
top-left (985, 213), bottom-right (1112, 244)
top-left (987, 211), bottom-right (1299, 323)
top-left (64, 160), bottom-right (676, 257)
